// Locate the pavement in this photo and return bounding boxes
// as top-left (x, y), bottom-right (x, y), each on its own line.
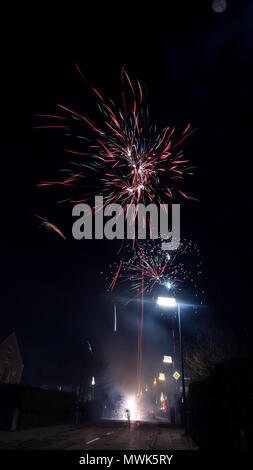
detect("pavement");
top-left (0, 419), bottom-right (198, 450)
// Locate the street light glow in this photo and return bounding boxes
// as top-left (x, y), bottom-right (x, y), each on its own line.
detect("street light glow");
top-left (163, 355), bottom-right (172, 364)
top-left (157, 296), bottom-right (176, 307)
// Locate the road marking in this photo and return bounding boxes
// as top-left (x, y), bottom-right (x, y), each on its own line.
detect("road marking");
top-left (105, 432), bottom-right (114, 436)
top-left (85, 437), bottom-right (100, 445)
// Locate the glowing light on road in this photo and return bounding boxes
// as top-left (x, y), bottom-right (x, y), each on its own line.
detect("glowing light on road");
top-left (125, 395), bottom-right (137, 421)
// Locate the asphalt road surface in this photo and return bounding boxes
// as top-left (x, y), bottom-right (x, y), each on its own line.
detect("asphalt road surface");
top-left (0, 419), bottom-right (197, 450)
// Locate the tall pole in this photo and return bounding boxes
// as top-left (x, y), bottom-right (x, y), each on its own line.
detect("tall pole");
top-left (177, 303), bottom-right (188, 435)
top-left (137, 271), bottom-right (144, 422)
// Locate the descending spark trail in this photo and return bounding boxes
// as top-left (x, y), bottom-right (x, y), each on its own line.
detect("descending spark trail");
top-left (109, 260), bottom-right (123, 291)
top-left (35, 66), bottom-right (198, 209)
top-left (36, 215), bottom-right (66, 240)
top-left (86, 340), bottom-right (93, 354)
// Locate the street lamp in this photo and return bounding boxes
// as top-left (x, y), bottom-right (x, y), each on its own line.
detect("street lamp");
top-left (163, 355), bottom-right (172, 364)
top-left (157, 297), bottom-right (176, 307)
top-left (156, 296), bottom-right (188, 435)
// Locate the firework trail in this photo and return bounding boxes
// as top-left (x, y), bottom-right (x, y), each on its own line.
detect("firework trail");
top-left (86, 340), bottom-right (93, 354)
top-left (36, 215), bottom-right (66, 240)
top-left (35, 66), bottom-right (198, 209)
top-left (109, 260), bottom-right (123, 291)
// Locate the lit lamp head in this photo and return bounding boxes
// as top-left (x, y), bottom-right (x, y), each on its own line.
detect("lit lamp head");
top-left (163, 355), bottom-right (172, 364)
top-left (157, 297), bottom-right (176, 307)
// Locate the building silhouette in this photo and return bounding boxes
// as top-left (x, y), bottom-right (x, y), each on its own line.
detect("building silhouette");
top-left (0, 332), bottom-right (24, 384)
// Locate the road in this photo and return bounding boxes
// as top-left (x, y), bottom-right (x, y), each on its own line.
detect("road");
top-left (0, 419), bottom-right (197, 450)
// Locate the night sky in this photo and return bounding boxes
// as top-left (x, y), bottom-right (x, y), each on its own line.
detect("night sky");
top-left (2, 1), bottom-right (252, 391)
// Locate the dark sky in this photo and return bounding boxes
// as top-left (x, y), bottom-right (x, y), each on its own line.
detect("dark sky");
top-left (2, 1), bottom-right (252, 389)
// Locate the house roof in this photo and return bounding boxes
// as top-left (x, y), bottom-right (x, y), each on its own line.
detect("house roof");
top-left (0, 330), bottom-right (14, 345)
top-left (0, 331), bottom-right (24, 366)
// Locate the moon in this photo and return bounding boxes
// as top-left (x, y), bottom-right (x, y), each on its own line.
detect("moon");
top-left (212, 0), bottom-right (227, 13)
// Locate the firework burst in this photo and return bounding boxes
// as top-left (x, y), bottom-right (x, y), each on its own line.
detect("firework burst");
top-left (106, 238), bottom-right (205, 303)
top-left (36, 66), bottom-right (198, 208)
top-left (118, 242), bottom-right (183, 294)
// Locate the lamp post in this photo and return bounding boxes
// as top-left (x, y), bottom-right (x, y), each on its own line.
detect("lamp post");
top-left (177, 303), bottom-right (187, 435)
top-left (156, 296), bottom-right (188, 435)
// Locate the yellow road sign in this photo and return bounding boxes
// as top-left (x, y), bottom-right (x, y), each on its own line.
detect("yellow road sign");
top-left (173, 371), bottom-right (180, 381)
